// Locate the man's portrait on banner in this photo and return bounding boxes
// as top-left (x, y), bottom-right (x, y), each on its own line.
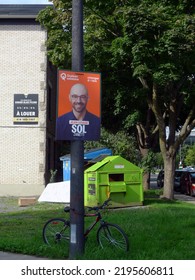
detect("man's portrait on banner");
top-left (56, 71), bottom-right (101, 141)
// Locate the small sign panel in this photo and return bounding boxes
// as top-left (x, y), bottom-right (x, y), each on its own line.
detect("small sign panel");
top-left (13, 94), bottom-right (38, 125)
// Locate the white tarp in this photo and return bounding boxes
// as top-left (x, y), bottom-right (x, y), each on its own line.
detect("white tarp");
top-left (38, 181), bottom-right (70, 203)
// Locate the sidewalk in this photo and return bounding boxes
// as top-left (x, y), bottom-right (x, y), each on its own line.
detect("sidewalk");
top-left (0, 251), bottom-right (48, 260)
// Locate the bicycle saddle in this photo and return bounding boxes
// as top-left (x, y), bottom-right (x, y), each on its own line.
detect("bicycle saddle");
top-left (64, 206), bottom-right (70, 213)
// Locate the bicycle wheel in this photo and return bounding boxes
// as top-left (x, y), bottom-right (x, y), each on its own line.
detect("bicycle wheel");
top-left (97, 223), bottom-right (129, 251)
top-left (43, 218), bottom-right (70, 246)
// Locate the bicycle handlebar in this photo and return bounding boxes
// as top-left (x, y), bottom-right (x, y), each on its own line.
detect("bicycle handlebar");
top-left (87, 198), bottom-right (111, 212)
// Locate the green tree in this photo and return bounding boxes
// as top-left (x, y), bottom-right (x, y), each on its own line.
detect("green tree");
top-left (37, 0), bottom-right (195, 199)
top-left (119, 0), bottom-right (195, 199)
top-left (92, 0), bottom-right (195, 198)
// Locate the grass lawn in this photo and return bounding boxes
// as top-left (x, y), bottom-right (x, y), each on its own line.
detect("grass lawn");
top-left (0, 192), bottom-right (195, 260)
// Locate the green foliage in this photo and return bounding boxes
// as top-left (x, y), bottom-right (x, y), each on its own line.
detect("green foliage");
top-left (155, 152), bottom-right (164, 168)
top-left (140, 151), bottom-right (158, 173)
top-left (37, 0), bottom-right (195, 108)
top-left (37, 2), bottom-right (72, 68)
top-left (184, 144), bottom-right (195, 167)
top-left (84, 127), bottom-right (141, 164)
top-left (120, 1), bottom-right (195, 88)
top-left (37, 0), bottom-right (194, 126)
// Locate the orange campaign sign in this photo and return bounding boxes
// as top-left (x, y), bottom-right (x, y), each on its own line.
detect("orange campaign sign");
top-left (56, 70), bottom-right (101, 141)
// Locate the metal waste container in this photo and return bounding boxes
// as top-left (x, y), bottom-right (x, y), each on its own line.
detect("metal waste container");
top-left (60, 147), bottom-right (112, 181)
top-left (84, 155), bottom-right (143, 207)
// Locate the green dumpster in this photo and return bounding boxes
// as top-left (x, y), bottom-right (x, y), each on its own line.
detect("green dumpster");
top-left (84, 155), bottom-right (143, 207)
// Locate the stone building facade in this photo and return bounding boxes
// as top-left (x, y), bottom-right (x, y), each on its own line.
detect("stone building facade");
top-left (0, 5), bottom-right (58, 196)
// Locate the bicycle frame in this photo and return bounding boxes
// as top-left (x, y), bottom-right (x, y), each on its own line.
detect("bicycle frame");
top-left (63, 198), bottom-right (110, 238)
top-left (84, 212), bottom-right (102, 238)
top-left (43, 198), bottom-right (129, 252)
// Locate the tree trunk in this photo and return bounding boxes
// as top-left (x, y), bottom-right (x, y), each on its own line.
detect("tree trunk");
top-left (162, 155), bottom-right (176, 200)
top-left (136, 123), bottom-right (150, 191)
top-left (143, 172), bottom-right (150, 191)
top-left (139, 147), bottom-right (150, 191)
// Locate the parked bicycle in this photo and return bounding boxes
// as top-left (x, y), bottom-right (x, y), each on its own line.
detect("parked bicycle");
top-left (43, 199), bottom-right (129, 252)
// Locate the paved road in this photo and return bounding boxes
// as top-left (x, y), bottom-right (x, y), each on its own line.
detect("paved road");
top-left (150, 174), bottom-right (158, 189)
top-left (150, 174), bottom-right (195, 203)
top-left (174, 193), bottom-right (195, 203)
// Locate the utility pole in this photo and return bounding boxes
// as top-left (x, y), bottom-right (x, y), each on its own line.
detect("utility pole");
top-left (69, 0), bottom-right (85, 259)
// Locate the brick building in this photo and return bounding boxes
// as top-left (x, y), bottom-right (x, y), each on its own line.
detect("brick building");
top-left (0, 4), bottom-right (59, 196)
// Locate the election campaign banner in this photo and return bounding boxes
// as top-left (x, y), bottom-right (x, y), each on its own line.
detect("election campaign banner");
top-left (56, 70), bottom-right (101, 141)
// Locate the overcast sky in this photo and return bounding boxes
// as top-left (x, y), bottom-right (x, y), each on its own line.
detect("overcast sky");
top-left (0, 0), bottom-right (51, 4)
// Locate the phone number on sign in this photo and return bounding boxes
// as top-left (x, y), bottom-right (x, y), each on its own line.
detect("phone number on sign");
top-left (113, 266), bottom-right (174, 276)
